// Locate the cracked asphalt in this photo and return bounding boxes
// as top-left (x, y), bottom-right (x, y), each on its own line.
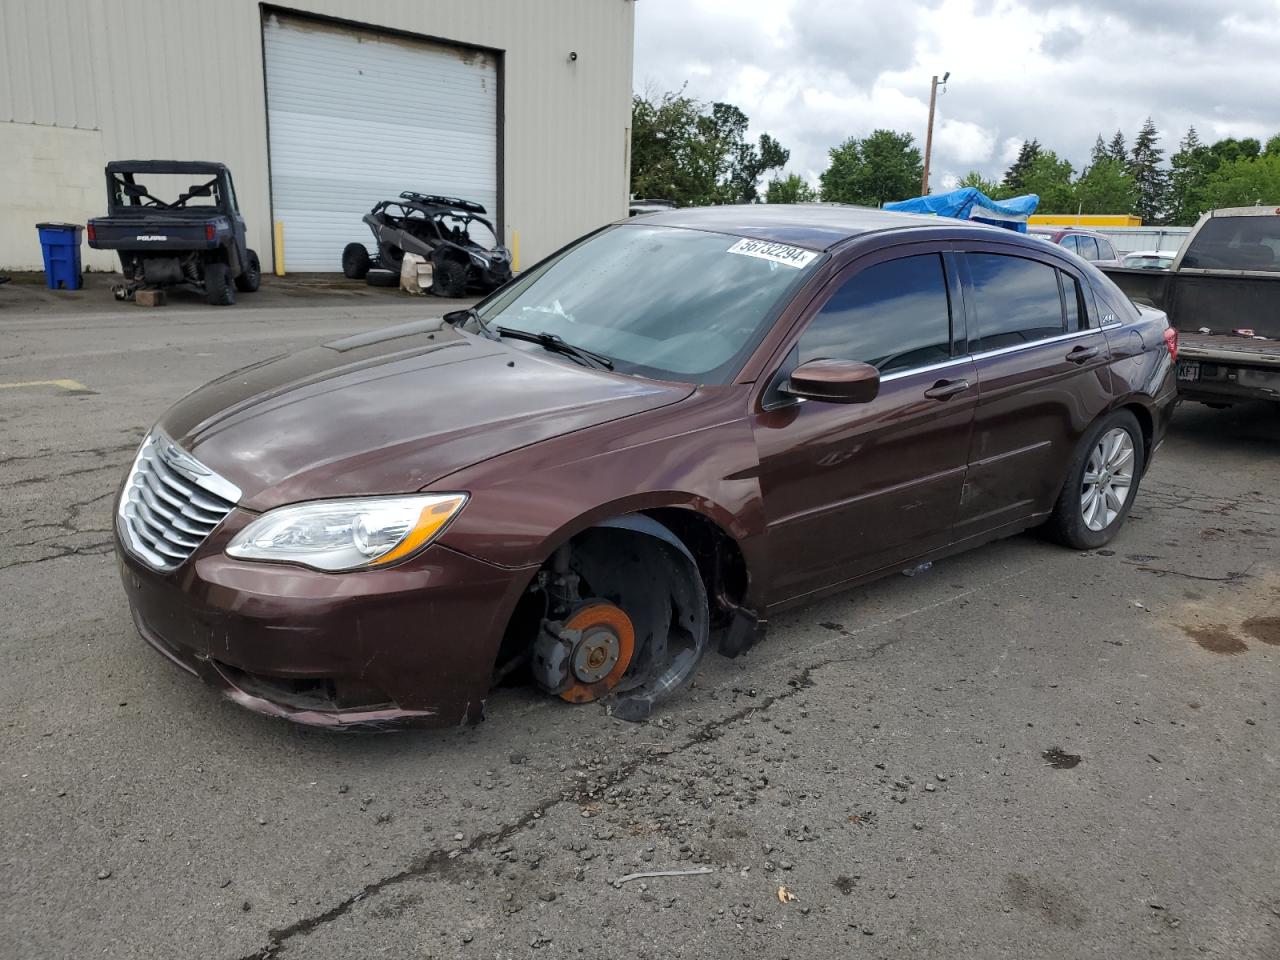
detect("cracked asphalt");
top-left (2, 282), bottom-right (1278, 959)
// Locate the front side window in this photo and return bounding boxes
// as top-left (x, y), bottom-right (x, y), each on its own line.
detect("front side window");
top-left (1059, 235), bottom-right (1080, 254)
top-left (475, 224), bottom-right (822, 383)
top-left (1097, 238), bottom-right (1117, 260)
top-left (798, 254), bottom-right (952, 374)
top-left (1075, 235), bottom-right (1100, 260)
top-left (966, 253), bottom-right (1066, 350)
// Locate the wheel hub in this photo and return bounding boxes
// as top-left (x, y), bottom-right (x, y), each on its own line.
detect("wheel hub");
top-left (558, 603), bottom-right (635, 704)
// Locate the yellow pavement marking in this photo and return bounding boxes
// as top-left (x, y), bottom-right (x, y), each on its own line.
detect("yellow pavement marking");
top-left (0, 378), bottom-right (91, 392)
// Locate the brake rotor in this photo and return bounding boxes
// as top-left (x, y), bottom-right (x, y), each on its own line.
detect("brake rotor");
top-left (558, 603), bottom-right (635, 704)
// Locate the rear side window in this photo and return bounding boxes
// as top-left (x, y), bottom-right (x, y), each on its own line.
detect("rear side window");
top-left (1061, 272), bottom-right (1083, 331)
top-left (1181, 216), bottom-right (1280, 272)
top-left (966, 253), bottom-right (1066, 350)
top-left (799, 254), bottom-right (952, 374)
top-left (1096, 238), bottom-right (1116, 260)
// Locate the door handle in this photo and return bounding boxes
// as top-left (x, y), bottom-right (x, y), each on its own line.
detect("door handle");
top-left (923, 378), bottom-right (970, 400)
top-left (1066, 345), bottom-right (1100, 363)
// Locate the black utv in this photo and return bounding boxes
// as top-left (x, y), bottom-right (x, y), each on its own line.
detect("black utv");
top-left (87, 161), bottom-right (261, 305)
top-left (342, 193), bottom-right (513, 297)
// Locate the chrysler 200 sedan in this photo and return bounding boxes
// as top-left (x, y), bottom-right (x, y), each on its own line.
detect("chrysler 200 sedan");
top-left (115, 206), bottom-right (1179, 727)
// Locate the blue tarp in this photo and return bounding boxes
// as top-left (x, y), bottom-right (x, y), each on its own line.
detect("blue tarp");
top-left (884, 188), bottom-right (1039, 232)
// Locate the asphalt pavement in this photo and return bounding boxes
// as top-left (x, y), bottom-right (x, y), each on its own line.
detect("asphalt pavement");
top-left (2, 281), bottom-right (1277, 959)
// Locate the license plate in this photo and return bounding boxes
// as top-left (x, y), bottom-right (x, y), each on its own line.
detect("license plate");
top-left (1177, 360), bottom-right (1200, 382)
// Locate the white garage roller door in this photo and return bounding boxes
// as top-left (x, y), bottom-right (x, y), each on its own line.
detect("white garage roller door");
top-left (262, 13), bottom-right (499, 272)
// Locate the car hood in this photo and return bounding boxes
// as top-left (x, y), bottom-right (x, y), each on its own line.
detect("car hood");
top-left (158, 319), bottom-right (694, 511)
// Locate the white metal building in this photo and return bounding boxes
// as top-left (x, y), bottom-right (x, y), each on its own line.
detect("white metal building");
top-left (0, 0), bottom-right (635, 272)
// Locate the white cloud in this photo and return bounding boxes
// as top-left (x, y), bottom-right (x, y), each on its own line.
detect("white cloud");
top-left (634, 0), bottom-right (1280, 193)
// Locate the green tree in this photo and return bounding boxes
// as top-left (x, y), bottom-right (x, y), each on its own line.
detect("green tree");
top-left (1200, 153), bottom-right (1280, 208)
top-left (1018, 150), bottom-right (1076, 214)
top-left (1002, 139), bottom-right (1042, 193)
top-left (630, 88), bottom-right (790, 206)
top-left (1089, 134), bottom-right (1109, 166)
top-left (1074, 157), bottom-right (1138, 214)
top-left (1265, 133), bottom-right (1280, 157)
top-left (1129, 117), bottom-right (1168, 223)
top-left (765, 173), bottom-right (817, 204)
top-left (957, 170), bottom-right (1000, 195)
top-left (819, 130), bottom-right (923, 206)
top-left (1168, 126), bottom-right (1214, 225)
top-left (1209, 137), bottom-right (1262, 166)
top-left (1107, 130), bottom-right (1128, 164)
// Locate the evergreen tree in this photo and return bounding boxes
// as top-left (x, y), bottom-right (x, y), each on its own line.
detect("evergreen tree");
top-left (1168, 126), bottom-right (1213, 225)
top-left (1129, 118), bottom-right (1168, 223)
top-left (1002, 139), bottom-right (1042, 192)
top-left (1107, 130), bottom-right (1128, 163)
top-left (1089, 135), bottom-right (1109, 166)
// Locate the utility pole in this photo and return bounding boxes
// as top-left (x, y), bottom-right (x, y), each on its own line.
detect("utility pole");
top-left (920, 71), bottom-right (949, 196)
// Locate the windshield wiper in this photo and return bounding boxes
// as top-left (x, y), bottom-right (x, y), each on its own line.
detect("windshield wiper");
top-left (495, 326), bottom-right (614, 370)
top-left (443, 306), bottom-right (498, 340)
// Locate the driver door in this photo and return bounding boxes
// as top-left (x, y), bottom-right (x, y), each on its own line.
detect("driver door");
top-left (753, 248), bottom-right (977, 604)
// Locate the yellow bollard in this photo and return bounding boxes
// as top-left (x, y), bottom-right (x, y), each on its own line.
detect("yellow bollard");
top-left (273, 220), bottom-right (286, 276)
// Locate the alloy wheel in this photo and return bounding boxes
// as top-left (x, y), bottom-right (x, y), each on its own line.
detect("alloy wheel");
top-left (1080, 427), bottom-right (1136, 532)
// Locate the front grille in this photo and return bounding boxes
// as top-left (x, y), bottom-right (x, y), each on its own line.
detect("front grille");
top-left (117, 432), bottom-right (241, 572)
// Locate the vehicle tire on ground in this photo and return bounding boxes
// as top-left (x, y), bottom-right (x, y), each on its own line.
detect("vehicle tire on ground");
top-left (432, 258), bottom-right (468, 298)
top-left (1043, 409), bottom-right (1146, 550)
top-left (234, 249), bottom-right (261, 293)
top-left (365, 268), bottom-right (398, 288)
top-left (204, 262), bottom-right (236, 306)
top-left (342, 243), bottom-right (371, 280)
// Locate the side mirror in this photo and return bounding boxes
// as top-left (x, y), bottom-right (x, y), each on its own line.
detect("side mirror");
top-left (783, 358), bottom-right (880, 404)
top-left (187, 183), bottom-right (213, 197)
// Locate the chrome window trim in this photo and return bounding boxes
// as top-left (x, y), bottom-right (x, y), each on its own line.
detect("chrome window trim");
top-left (880, 326), bottom-right (1106, 381)
top-left (879, 355), bottom-right (973, 383)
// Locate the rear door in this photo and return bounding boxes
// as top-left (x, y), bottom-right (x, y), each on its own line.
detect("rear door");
top-left (754, 247), bottom-right (977, 602)
top-left (953, 247), bottom-right (1113, 539)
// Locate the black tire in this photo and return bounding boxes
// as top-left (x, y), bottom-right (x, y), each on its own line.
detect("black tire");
top-left (234, 249), bottom-right (261, 292)
top-left (342, 242), bottom-right (371, 280)
top-left (432, 258), bottom-right (468, 298)
top-left (365, 268), bottom-right (398, 288)
top-left (1043, 410), bottom-right (1145, 550)
top-left (204, 262), bottom-right (236, 306)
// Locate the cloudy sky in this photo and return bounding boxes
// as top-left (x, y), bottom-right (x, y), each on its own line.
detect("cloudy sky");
top-left (633, 0), bottom-right (1280, 191)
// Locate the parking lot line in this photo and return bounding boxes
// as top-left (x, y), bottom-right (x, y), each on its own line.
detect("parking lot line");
top-left (0, 378), bottom-right (91, 392)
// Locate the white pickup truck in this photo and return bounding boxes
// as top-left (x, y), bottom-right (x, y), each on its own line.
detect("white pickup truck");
top-left (1101, 206), bottom-right (1280, 407)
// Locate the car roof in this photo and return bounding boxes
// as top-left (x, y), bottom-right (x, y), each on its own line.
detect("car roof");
top-left (634, 203), bottom-right (986, 252)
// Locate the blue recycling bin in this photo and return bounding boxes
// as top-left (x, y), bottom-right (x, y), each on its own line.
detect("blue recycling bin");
top-left (36, 222), bottom-right (84, 290)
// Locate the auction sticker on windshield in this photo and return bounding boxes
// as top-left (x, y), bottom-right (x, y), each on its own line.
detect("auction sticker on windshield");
top-left (727, 238), bottom-right (818, 269)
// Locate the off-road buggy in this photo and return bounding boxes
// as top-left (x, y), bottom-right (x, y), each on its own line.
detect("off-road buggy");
top-left (342, 193), bottom-right (513, 297)
top-left (87, 161), bottom-right (260, 305)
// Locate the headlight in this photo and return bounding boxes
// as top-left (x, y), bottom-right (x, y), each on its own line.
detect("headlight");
top-left (469, 253), bottom-right (488, 267)
top-left (226, 494), bottom-right (467, 571)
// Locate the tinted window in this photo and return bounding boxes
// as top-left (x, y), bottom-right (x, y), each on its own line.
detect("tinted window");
top-left (1096, 238), bottom-right (1116, 260)
top-left (1058, 235), bottom-right (1080, 253)
top-left (1061, 272), bottom-right (1082, 331)
top-left (799, 255), bottom-right (951, 373)
top-left (1075, 235), bottom-right (1100, 260)
top-left (966, 253), bottom-right (1066, 350)
top-left (1181, 216), bottom-right (1280, 272)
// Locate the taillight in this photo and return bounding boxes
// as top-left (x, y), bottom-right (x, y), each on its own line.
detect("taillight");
top-left (86, 223), bottom-right (96, 244)
top-left (1163, 326), bottom-right (1178, 362)
top-left (205, 223), bottom-right (216, 243)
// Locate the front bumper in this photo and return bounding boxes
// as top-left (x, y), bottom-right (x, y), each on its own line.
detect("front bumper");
top-left (116, 512), bottom-right (535, 728)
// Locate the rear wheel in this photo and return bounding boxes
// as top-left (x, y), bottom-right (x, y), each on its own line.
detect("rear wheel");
top-left (204, 261), bottom-right (235, 306)
top-left (1044, 410), bottom-right (1145, 549)
top-left (234, 249), bottom-right (261, 292)
top-left (342, 242), bottom-right (371, 279)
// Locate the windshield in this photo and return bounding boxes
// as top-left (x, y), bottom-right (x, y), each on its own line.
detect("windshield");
top-left (1181, 216), bottom-right (1280, 272)
top-left (471, 224), bottom-right (823, 383)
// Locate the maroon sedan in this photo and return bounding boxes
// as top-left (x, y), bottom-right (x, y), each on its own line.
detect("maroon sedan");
top-left (116, 206), bottom-right (1178, 727)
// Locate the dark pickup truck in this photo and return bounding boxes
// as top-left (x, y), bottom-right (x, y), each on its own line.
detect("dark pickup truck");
top-left (1101, 206), bottom-right (1280, 406)
top-left (87, 160), bottom-right (260, 305)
